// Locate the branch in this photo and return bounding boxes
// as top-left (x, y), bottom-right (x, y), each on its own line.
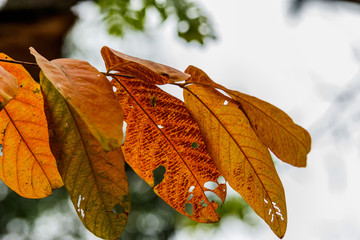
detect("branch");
top-left (0, 58), bottom-right (38, 67)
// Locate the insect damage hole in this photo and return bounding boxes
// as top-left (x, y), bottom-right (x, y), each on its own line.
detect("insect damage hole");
top-left (204, 181), bottom-right (218, 190)
top-left (153, 165), bottom-right (166, 187)
top-left (204, 191), bottom-right (223, 205)
top-left (113, 203), bottom-right (125, 215)
top-left (191, 142), bottom-right (199, 149)
top-left (217, 175), bottom-right (226, 184)
top-left (0, 144), bottom-right (3, 157)
top-left (223, 100), bottom-right (228, 106)
top-left (185, 203), bottom-right (193, 216)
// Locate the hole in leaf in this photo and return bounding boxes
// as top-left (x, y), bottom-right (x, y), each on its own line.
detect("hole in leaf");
top-left (113, 203), bottom-right (125, 215)
top-left (204, 181), bottom-right (218, 190)
top-left (217, 176), bottom-right (226, 184)
top-left (191, 142), bottom-right (199, 149)
top-left (122, 195), bottom-right (128, 202)
top-left (0, 144), bottom-right (3, 157)
top-left (158, 125), bottom-right (164, 129)
top-left (189, 186), bottom-right (195, 192)
top-left (122, 121), bottom-right (127, 144)
top-left (185, 203), bottom-right (193, 216)
top-left (187, 193), bottom-right (194, 201)
top-left (217, 89), bottom-right (232, 98)
top-left (199, 200), bottom-right (208, 208)
top-left (112, 86), bottom-right (117, 92)
top-left (204, 191), bottom-right (223, 205)
top-left (153, 165), bottom-right (166, 187)
top-left (223, 100), bottom-right (228, 106)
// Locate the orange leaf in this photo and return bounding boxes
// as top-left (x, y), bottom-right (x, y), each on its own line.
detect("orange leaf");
top-left (101, 46), bottom-right (190, 85)
top-left (0, 53), bottom-right (63, 198)
top-left (185, 65), bottom-right (311, 167)
top-left (184, 84), bottom-right (287, 238)
top-left (30, 47), bottom-right (124, 152)
top-left (112, 75), bottom-right (226, 223)
top-left (0, 65), bottom-right (18, 109)
top-left (41, 72), bottom-right (130, 240)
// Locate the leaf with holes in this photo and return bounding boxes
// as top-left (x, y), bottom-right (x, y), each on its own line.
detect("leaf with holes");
top-left (30, 47), bottom-right (124, 152)
top-left (185, 66), bottom-right (311, 167)
top-left (41, 72), bottom-right (130, 239)
top-left (111, 75), bottom-right (226, 222)
top-left (0, 53), bottom-right (63, 198)
top-left (101, 46), bottom-right (190, 85)
top-left (184, 83), bottom-right (287, 238)
top-left (0, 65), bottom-right (18, 109)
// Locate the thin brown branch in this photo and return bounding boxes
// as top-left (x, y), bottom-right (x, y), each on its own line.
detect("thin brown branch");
top-left (0, 58), bottom-right (38, 67)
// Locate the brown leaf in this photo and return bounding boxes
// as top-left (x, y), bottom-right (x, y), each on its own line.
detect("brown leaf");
top-left (185, 65), bottom-right (311, 167)
top-left (0, 53), bottom-right (63, 198)
top-left (111, 75), bottom-right (226, 223)
top-left (184, 83), bottom-right (287, 238)
top-left (0, 65), bottom-right (18, 109)
top-left (41, 72), bottom-right (130, 239)
top-left (30, 47), bottom-right (124, 152)
top-left (101, 46), bottom-right (190, 85)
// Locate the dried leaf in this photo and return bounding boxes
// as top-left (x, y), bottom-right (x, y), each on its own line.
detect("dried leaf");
top-left (41, 72), bottom-right (130, 239)
top-left (0, 53), bottom-right (63, 198)
top-left (30, 47), bottom-right (124, 152)
top-left (185, 65), bottom-right (311, 167)
top-left (101, 46), bottom-right (190, 85)
top-left (0, 65), bottom-right (18, 109)
top-left (184, 84), bottom-right (287, 238)
top-left (112, 75), bottom-right (226, 222)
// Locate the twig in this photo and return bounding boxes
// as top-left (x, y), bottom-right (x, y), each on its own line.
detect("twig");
top-left (0, 58), bottom-right (38, 67)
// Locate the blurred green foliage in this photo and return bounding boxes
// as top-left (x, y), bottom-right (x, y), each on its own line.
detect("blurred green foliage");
top-left (95, 0), bottom-right (216, 44)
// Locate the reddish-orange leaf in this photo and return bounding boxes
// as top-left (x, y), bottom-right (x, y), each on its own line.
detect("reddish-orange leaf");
top-left (30, 47), bottom-right (124, 152)
top-left (111, 75), bottom-right (226, 222)
top-left (185, 65), bottom-right (311, 167)
top-left (184, 84), bottom-right (287, 238)
top-left (0, 53), bottom-right (63, 198)
top-left (0, 65), bottom-right (18, 109)
top-left (101, 46), bottom-right (190, 85)
top-left (41, 72), bottom-right (130, 240)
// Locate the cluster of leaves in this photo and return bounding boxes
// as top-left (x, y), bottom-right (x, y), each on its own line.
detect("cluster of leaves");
top-left (96, 0), bottom-right (216, 44)
top-left (0, 46), bottom-right (311, 240)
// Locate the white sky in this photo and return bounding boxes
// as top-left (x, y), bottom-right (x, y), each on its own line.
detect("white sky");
top-left (66, 0), bottom-right (360, 239)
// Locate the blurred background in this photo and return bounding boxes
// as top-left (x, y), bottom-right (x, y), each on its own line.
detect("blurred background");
top-left (1, 0), bottom-right (360, 239)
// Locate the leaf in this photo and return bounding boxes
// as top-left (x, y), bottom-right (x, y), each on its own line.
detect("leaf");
top-left (185, 65), bottom-right (311, 167)
top-left (101, 46), bottom-right (190, 85)
top-left (0, 53), bottom-right (63, 198)
top-left (30, 47), bottom-right (124, 152)
top-left (40, 72), bottom-right (130, 240)
top-left (111, 75), bottom-right (226, 223)
top-left (0, 65), bottom-right (18, 109)
top-left (184, 83), bottom-right (287, 238)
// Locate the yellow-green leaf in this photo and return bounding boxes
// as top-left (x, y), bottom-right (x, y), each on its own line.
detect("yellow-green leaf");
top-left (0, 53), bottom-right (63, 198)
top-left (112, 75), bottom-right (226, 223)
top-left (30, 47), bottom-right (124, 152)
top-left (0, 65), bottom-right (18, 109)
top-left (101, 46), bottom-right (190, 85)
top-left (184, 84), bottom-right (287, 237)
top-left (185, 65), bottom-right (311, 167)
top-left (41, 72), bottom-right (130, 240)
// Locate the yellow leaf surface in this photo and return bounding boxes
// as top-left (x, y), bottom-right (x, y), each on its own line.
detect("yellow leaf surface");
top-left (0, 65), bottom-right (18, 109)
top-left (112, 75), bottom-right (226, 223)
top-left (184, 84), bottom-right (287, 238)
top-left (0, 53), bottom-right (63, 198)
top-left (185, 66), bottom-right (311, 167)
top-left (101, 46), bottom-right (190, 84)
top-left (41, 72), bottom-right (130, 240)
top-left (30, 47), bottom-right (124, 152)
